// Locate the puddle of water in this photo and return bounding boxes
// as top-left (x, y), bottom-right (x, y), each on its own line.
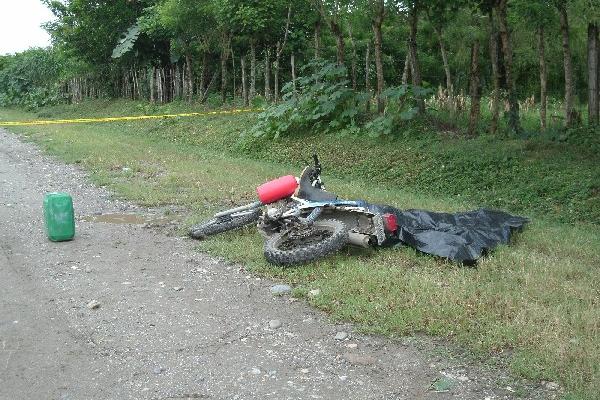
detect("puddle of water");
top-left (82, 213), bottom-right (148, 224)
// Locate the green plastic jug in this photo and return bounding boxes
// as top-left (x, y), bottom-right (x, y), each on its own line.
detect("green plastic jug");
top-left (43, 192), bottom-right (75, 242)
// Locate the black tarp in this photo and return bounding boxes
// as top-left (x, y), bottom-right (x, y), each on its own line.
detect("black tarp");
top-left (392, 208), bottom-right (529, 263)
top-left (363, 203), bottom-right (529, 263)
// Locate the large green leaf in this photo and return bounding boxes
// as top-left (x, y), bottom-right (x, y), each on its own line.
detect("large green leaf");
top-left (111, 23), bottom-right (141, 59)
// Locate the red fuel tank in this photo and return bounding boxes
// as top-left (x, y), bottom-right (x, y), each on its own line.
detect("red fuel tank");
top-left (257, 175), bottom-right (298, 204)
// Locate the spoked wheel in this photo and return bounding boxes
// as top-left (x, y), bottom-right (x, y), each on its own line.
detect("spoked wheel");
top-left (189, 210), bottom-right (260, 239)
top-left (264, 219), bottom-right (349, 265)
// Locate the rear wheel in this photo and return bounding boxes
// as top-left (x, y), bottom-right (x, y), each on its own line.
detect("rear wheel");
top-left (189, 210), bottom-right (260, 239)
top-left (264, 219), bottom-right (349, 265)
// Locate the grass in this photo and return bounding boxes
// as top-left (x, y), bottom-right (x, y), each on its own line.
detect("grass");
top-left (1, 100), bottom-right (599, 399)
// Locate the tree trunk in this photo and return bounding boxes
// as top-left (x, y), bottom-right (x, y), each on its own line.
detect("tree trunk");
top-left (241, 55), bottom-right (248, 106)
top-left (365, 42), bottom-right (371, 92)
top-left (497, 0), bottom-right (520, 134)
top-left (329, 20), bottom-right (345, 66)
top-left (401, 50), bottom-right (411, 85)
top-left (173, 65), bottom-right (179, 100)
top-left (434, 25), bottom-right (452, 93)
top-left (468, 39), bottom-right (481, 136)
top-left (314, 17), bottom-right (322, 59)
top-left (372, 7), bottom-right (385, 114)
top-left (178, 65), bottom-right (183, 100)
top-left (274, 54), bottom-right (280, 102)
top-left (489, 11), bottom-right (500, 135)
top-left (122, 71), bottom-right (127, 98)
top-left (538, 27), bottom-right (548, 131)
top-left (221, 52), bottom-right (227, 104)
top-left (161, 68), bottom-right (166, 103)
top-left (231, 48), bottom-right (236, 102)
top-left (134, 69), bottom-right (141, 99)
top-left (559, 4), bottom-right (576, 127)
top-left (201, 72), bottom-right (218, 103)
top-left (221, 35), bottom-right (231, 104)
top-left (348, 22), bottom-right (358, 90)
top-left (334, 29), bottom-right (345, 66)
top-left (365, 41), bottom-right (371, 112)
top-left (150, 67), bottom-right (156, 103)
top-left (157, 68), bottom-right (164, 103)
top-left (273, 5), bottom-right (291, 103)
top-left (200, 49), bottom-right (209, 96)
top-left (315, 2), bottom-right (343, 65)
top-left (408, 2), bottom-right (424, 113)
top-left (185, 53), bottom-right (193, 102)
top-left (264, 47), bottom-right (271, 101)
top-left (291, 53), bottom-right (297, 93)
top-left (588, 22), bottom-right (599, 125)
top-left (155, 69), bottom-right (160, 103)
top-left (250, 41), bottom-right (256, 100)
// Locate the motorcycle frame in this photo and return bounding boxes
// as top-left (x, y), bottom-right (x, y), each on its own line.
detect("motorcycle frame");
top-left (280, 197), bottom-right (368, 217)
top-left (268, 197), bottom-right (388, 245)
top-left (214, 201), bottom-right (262, 219)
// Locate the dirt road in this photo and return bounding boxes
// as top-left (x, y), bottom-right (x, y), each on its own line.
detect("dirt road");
top-left (0, 129), bottom-right (534, 399)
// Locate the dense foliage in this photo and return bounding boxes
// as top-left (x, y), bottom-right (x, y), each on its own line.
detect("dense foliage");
top-left (0, 49), bottom-right (64, 108)
top-left (0, 0), bottom-right (597, 135)
top-left (252, 61), bottom-right (369, 137)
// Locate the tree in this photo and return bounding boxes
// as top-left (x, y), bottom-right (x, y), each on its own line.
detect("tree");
top-left (370, 0), bottom-right (386, 113)
top-left (222, 0), bottom-right (272, 100)
top-left (314, 0), bottom-right (348, 66)
top-left (424, 0), bottom-right (466, 93)
top-left (43, 0), bottom-right (147, 66)
top-left (154, 0), bottom-right (218, 101)
top-left (488, 8), bottom-right (501, 135)
top-left (496, 0), bottom-right (521, 134)
top-left (273, 3), bottom-right (293, 101)
top-left (220, 32), bottom-right (232, 103)
top-left (578, 0), bottom-right (600, 125)
top-left (406, 0), bottom-right (424, 113)
top-left (9, 0), bottom-right (593, 140)
top-left (512, 0), bottom-right (555, 131)
top-left (468, 38), bottom-right (481, 135)
top-left (589, 22), bottom-right (599, 125)
top-left (557, 1), bottom-right (577, 127)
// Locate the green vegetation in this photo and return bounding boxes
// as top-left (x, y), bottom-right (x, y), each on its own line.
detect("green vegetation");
top-left (1, 100), bottom-right (599, 398)
top-left (0, 48), bottom-right (65, 108)
top-left (1, 0), bottom-right (599, 131)
top-left (252, 60), bottom-right (431, 138)
top-left (8, 99), bottom-right (597, 224)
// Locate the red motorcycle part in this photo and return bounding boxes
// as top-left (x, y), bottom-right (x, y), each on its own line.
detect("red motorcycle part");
top-left (382, 213), bottom-right (398, 233)
top-left (257, 175), bottom-right (299, 204)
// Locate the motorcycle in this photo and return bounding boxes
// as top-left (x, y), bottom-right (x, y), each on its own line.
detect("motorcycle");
top-left (189, 155), bottom-right (400, 265)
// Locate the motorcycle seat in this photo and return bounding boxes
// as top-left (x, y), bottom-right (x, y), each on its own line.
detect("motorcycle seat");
top-left (297, 166), bottom-right (338, 202)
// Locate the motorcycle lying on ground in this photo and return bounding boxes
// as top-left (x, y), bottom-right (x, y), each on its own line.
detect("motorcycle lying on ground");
top-left (189, 155), bottom-right (399, 265)
top-left (190, 155), bottom-right (529, 265)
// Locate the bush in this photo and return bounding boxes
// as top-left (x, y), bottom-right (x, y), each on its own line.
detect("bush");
top-left (0, 48), bottom-right (64, 109)
top-left (251, 61), bottom-right (367, 138)
top-left (251, 60), bottom-right (430, 139)
top-left (364, 85), bottom-right (432, 137)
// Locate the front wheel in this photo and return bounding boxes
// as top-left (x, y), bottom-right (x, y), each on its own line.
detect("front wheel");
top-left (189, 210), bottom-right (260, 239)
top-left (264, 219), bottom-right (349, 265)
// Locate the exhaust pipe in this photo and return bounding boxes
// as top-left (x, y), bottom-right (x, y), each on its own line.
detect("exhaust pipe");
top-left (348, 232), bottom-right (372, 248)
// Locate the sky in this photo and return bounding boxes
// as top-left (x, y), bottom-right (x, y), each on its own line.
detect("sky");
top-left (0, 0), bottom-right (54, 55)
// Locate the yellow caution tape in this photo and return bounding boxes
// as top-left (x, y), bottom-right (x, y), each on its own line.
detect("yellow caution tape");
top-left (0, 108), bottom-right (263, 127)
